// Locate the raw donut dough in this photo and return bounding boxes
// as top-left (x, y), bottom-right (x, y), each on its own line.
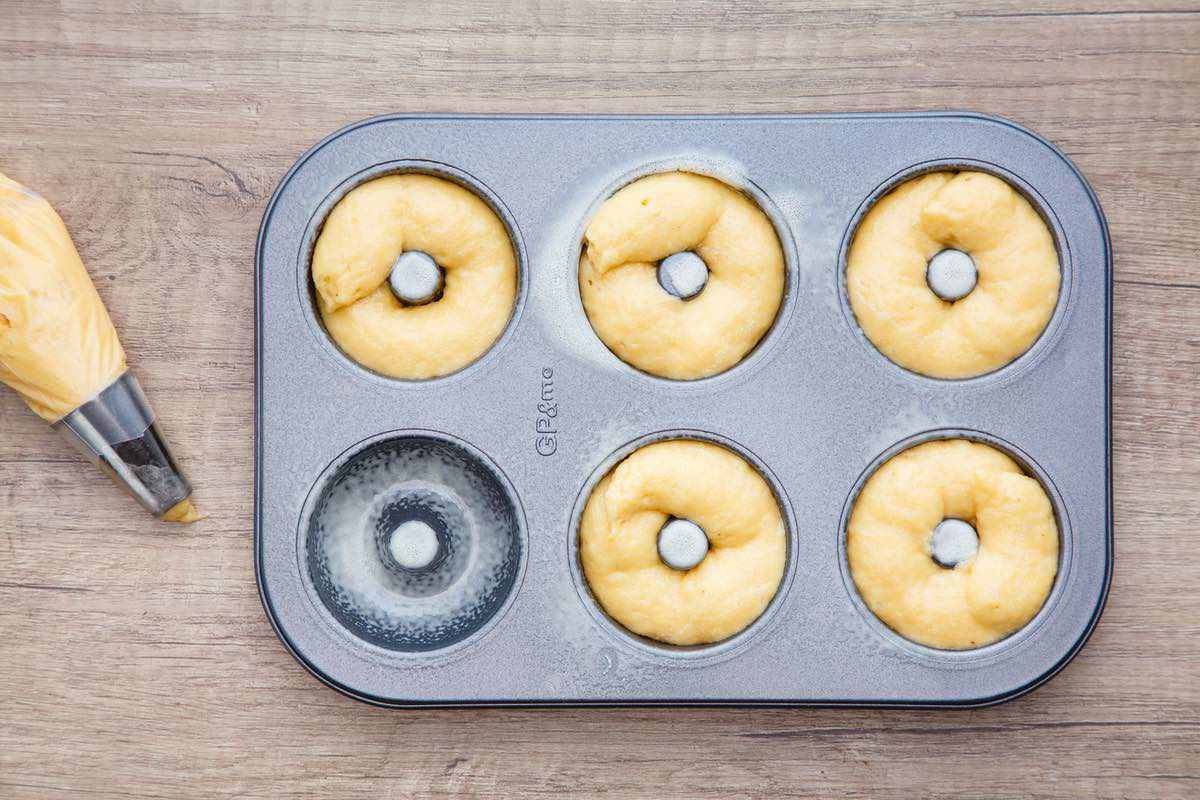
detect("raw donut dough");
top-left (312, 174), bottom-right (517, 379)
top-left (579, 439), bottom-right (787, 645)
top-left (847, 439), bottom-right (1058, 649)
top-left (579, 172), bottom-right (785, 380)
top-left (846, 171), bottom-right (1060, 378)
top-left (0, 172), bottom-right (125, 421)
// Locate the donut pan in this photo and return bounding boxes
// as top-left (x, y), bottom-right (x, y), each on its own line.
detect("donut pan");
top-left (255, 113), bottom-right (1112, 707)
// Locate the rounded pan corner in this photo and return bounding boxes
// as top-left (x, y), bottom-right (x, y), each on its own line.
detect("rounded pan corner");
top-left (957, 596), bottom-right (1112, 709)
top-left (936, 111), bottom-right (1114, 245)
top-left (253, 525), bottom-right (444, 709)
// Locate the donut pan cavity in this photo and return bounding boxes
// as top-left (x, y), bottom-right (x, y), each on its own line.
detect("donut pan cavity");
top-left (256, 113), bottom-right (1112, 707)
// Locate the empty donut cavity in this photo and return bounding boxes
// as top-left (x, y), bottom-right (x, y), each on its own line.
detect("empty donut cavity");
top-left (303, 433), bottom-right (524, 653)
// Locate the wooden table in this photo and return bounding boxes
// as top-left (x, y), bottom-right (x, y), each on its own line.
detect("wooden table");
top-left (2, 2), bottom-right (1196, 798)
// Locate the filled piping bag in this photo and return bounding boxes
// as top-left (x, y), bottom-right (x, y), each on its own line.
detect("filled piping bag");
top-left (0, 171), bottom-right (198, 522)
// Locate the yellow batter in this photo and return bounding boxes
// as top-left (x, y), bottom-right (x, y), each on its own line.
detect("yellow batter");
top-left (163, 499), bottom-right (202, 523)
top-left (847, 439), bottom-right (1058, 649)
top-left (579, 172), bottom-right (785, 380)
top-left (0, 171), bottom-right (199, 523)
top-left (312, 174), bottom-right (517, 379)
top-left (846, 171), bottom-right (1060, 378)
top-left (579, 439), bottom-right (787, 646)
top-left (0, 172), bottom-right (125, 421)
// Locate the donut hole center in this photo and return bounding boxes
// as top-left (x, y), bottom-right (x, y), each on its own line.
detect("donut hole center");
top-left (657, 517), bottom-right (709, 571)
top-left (657, 251), bottom-right (709, 300)
top-left (389, 250), bottom-right (445, 306)
top-left (929, 518), bottom-right (979, 569)
top-left (926, 248), bottom-right (977, 302)
top-left (386, 519), bottom-right (443, 572)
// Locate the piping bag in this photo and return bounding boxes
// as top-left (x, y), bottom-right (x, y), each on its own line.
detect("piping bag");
top-left (0, 171), bottom-right (198, 522)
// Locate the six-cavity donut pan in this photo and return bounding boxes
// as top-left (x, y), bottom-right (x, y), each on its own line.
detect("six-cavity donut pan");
top-left (255, 113), bottom-right (1112, 707)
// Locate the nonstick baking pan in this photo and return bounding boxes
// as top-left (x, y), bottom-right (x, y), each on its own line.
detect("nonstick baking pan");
top-left (255, 113), bottom-right (1112, 707)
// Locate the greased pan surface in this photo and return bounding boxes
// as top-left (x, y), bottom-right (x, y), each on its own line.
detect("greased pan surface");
top-left (255, 113), bottom-right (1112, 707)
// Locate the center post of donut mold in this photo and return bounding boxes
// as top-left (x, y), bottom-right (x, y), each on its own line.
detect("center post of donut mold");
top-left (929, 518), bottom-right (979, 568)
top-left (657, 251), bottom-right (709, 300)
top-left (925, 248), bottom-right (978, 302)
top-left (386, 519), bottom-right (442, 571)
top-left (389, 250), bottom-right (445, 305)
top-left (657, 517), bottom-right (710, 571)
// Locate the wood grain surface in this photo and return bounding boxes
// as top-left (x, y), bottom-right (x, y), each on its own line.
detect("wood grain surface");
top-left (1, 2), bottom-right (1197, 798)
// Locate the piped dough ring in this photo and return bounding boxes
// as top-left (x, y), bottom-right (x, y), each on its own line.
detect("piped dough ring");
top-left (579, 172), bottom-right (785, 380)
top-left (846, 171), bottom-right (1061, 378)
top-left (579, 439), bottom-right (787, 645)
top-left (847, 439), bottom-right (1059, 649)
top-left (312, 174), bottom-right (517, 379)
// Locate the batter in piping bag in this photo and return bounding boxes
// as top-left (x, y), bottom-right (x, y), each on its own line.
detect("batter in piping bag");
top-left (0, 171), bottom-right (197, 522)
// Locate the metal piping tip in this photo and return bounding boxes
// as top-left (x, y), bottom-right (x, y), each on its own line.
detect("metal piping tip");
top-left (53, 370), bottom-right (194, 520)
